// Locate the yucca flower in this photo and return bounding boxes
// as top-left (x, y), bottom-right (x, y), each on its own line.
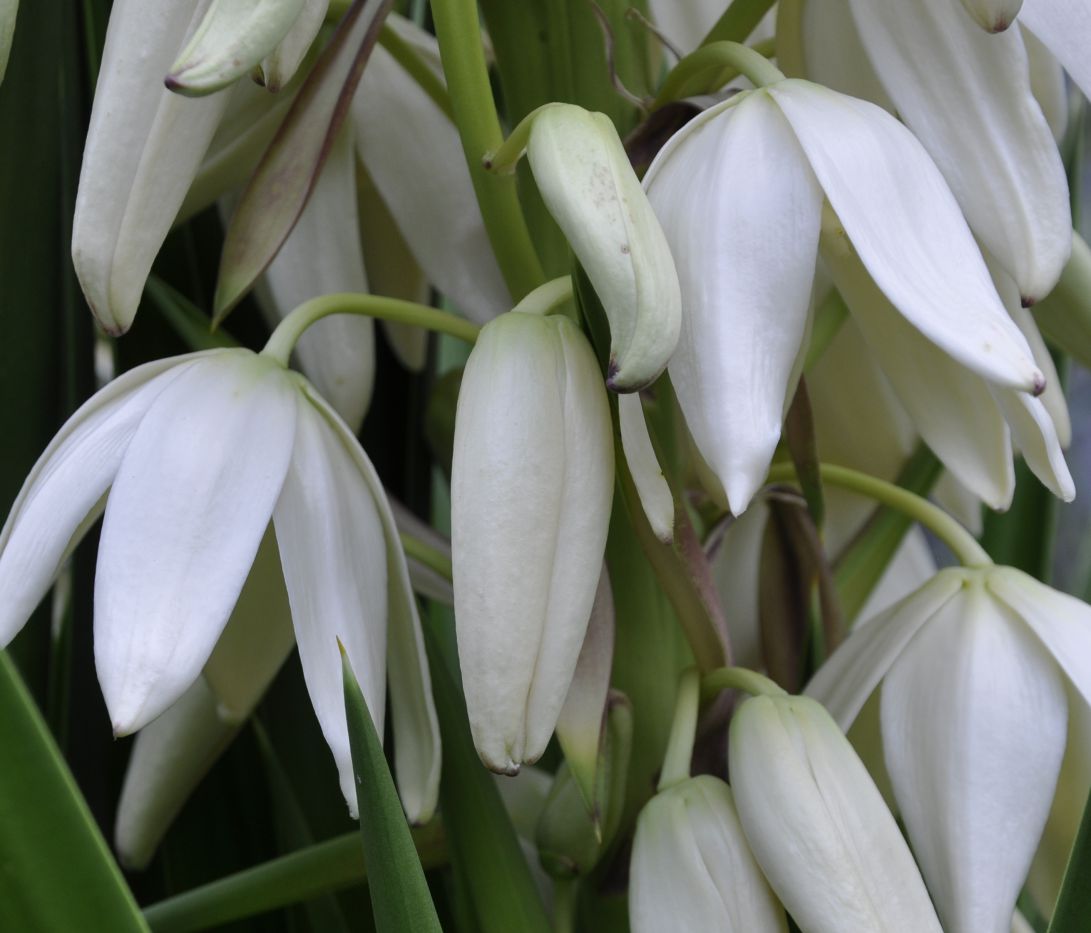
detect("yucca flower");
top-left (0, 347), bottom-right (440, 821)
top-left (807, 565), bottom-right (1091, 932)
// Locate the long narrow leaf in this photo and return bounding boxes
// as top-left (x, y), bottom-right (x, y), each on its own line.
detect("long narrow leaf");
top-left (0, 651), bottom-right (147, 932)
top-left (341, 648), bottom-right (442, 932)
top-left (1046, 784), bottom-right (1091, 933)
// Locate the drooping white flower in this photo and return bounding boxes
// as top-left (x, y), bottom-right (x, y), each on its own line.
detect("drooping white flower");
top-left (0, 347), bottom-right (440, 820)
top-left (729, 694), bottom-right (943, 933)
top-left (72, 0), bottom-right (230, 334)
top-left (630, 775), bottom-right (787, 933)
top-left (789, 0), bottom-right (1071, 301)
top-left (806, 565), bottom-right (1091, 933)
top-left (451, 309), bottom-right (614, 773)
top-left (644, 77), bottom-right (1042, 514)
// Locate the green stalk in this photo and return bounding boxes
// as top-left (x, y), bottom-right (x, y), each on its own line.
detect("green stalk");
top-left (700, 666), bottom-right (787, 703)
top-left (766, 462), bottom-right (991, 569)
top-left (428, 0), bottom-right (545, 300)
top-left (654, 39), bottom-right (781, 106)
top-left (657, 669), bottom-right (700, 791)
top-left (262, 293), bottom-right (479, 366)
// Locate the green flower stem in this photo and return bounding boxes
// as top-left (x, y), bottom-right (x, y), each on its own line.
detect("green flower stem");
top-left (701, 0), bottom-right (779, 47)
top-left (657, 668), bottom-right (701, 791)
top-left (512, 275), bottom-right (574, 316)
top-left (261, 293), bottom-right (480, 366)
top-left (700, 666), bottom-right (787, 704)
top-left (483, 103), bottom-right (559, 174)
top-left (766, 462), bottom-right (993, 569)
top-left (377, 21), bottom-right (454, 121)
top-left (654, 40), bottom-right (782, 107)
top-left (552, 879), bottom-right (578, 933)
top-left (400, 532), bottom-right (453, 582)
top-left (142, 823), bottom-right (447, 933)
top-left (429, 0), bottom-right (546, 300)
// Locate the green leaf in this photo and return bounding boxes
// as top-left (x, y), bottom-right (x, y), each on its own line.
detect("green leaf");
top-left (1047, 784), bottom-right (1091, 933)
top-left (341, 648), bottom-right (442, 932)
top-left (0, 651), bottom-right (148, 932)
top-left (425, 620), bottom-right (553, 933)
top-left (702, 0), bottom-right (778, 45)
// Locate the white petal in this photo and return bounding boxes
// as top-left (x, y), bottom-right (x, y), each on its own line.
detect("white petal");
top-left (0, 354), bottom-right (209, 646)
top-left (299, 382), bottom-right (441, 822)
top-left (805, 568), bottom-right (966, 729)
top-left (772, 79), bottom-right (1044, 391)
top-left (95, 352), bottom-right (297, 733)
top-left (273, 394), bottom-right (388, 817)
top-left (352, 32), bottom-right (509, 324)
top-left (526, 105), bottom-right (681, 391)
top-left (452, 314), bottom-right (613, 770)
top-left (730, 695), bottom-right (942, 933)
top-left (827, 242), bottom-right (1016, 509)
top-left (1023, 26), bottom-right (1069, 143)
top-left (1012, 306), bottom-right (1070, 446)
top-left (255, 127), bottom-right (375, 432)
top-left (881, 580), bottom-right (1068, 933)
top-left (618, 393), bottom-right (674, 542)
top-left (261, 0), bottom-right (328, 92)
top-left (554, 568), bottom-right (614, 807)
top-left (709, 500), bottom-right (769, 671)
top-left (72, 0), bottom-right (230, 332)
top-left (959, 0), bottom-right (1023, 31)
top-left (992, 389), bottom-right (1074, 501)
top-left (201, 526), bottom-right (295, 722)
top-left (988, 567), bottom-right (1091, 711)
top-left (646, 92), bottom-right (823, 514)
top-left (630, 776), bottom-right (788, 933)
top-left (1021, 0), bottom-right (1091, 102)
top-left (856, 529), bottom-right (939, 622)
top-left (168, 0), bottom-right (306, 95)
top-left (843, 0), bottom-right (1070, 300)
top-left (114, 677), bottom-right (239, 870)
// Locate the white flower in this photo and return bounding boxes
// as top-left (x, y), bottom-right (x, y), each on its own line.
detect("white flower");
top-left (0, 347), bottom-right (440, 820)
top-left (789, 0), bottom-right (1071, 301)
top-left (644, 77), bottom-right (1042, 514)
top-left (806, 565), bottom-right (1091, 933)
top-left (729, 694), bottom-right (943, 933)
top-left (451, 309), bottom-right (614, 773)
top-left (630, 775), bottom-right (787, 933)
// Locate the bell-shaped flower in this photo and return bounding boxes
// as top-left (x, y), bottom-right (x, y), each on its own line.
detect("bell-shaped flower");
top-left (806, 565), bottom-right (1091, 933)
top-left (0, 347), bottom-right (440, 821)
top-left (489, 103), bottom-right (682, 391)
top-left (787, 0), bottom-right (1071, 301)
top-left (166, 0), bottom-right (309, 96)
top-left (729, 694), bottom-right (943, 933)
top-left (72, 0), bottom-right (231, 334)
top-left (644, 77), bottom-right (1042, 514)
top-left (451, 309), bottom-right (614, 773)
top-left (630, 775), bottom-right (787, 933)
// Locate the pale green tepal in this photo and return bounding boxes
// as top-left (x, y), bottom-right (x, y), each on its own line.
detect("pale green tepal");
top-left (451, 309), bottom-right (614, 774)
top-left (487, 103), bottom-right (682, 393)
top-left (0, 347), bottom-right (440, 824)
top-left (629, 775), bottom-right (787, 933)
top-left (729, 694), bottom-right (943, 933)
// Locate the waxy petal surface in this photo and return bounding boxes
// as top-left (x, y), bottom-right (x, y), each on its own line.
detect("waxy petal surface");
top-left (95, 353), bottom-right (298, 733)
top-left (646, 92), bottom-right (822, 514)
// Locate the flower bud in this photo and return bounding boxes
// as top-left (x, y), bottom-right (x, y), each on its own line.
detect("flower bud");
top-left (523, 104), bottom-right (681, 392)
top-left (729, 695), bottom-right (942, 933)
top-left (451, 310), bottom-right (614, 773)
top-left (630, 775), bottom-right (787, 933)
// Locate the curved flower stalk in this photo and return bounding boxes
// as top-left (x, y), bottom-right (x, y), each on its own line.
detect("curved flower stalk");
top-left (0, 347), bottom-right (440, 821)
top-left (630, 775), bottom-right (787, 932)
top-left (806, 565), bottom-right (1091, 933)
top-left (729, 694), bottom-right (943, 932)
top-left (252, 127), bottom-right (376, 432)
top-left (645, 74), bottom-right (1043, 514)
top-left (488, 103), bottom-right (682, 391)
top-left (451, 308), bottom-right (614, 773)
top-left (787, 0), bottom-right (1071, 302)
top-left (71, 0), bottom-right (231, 334)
